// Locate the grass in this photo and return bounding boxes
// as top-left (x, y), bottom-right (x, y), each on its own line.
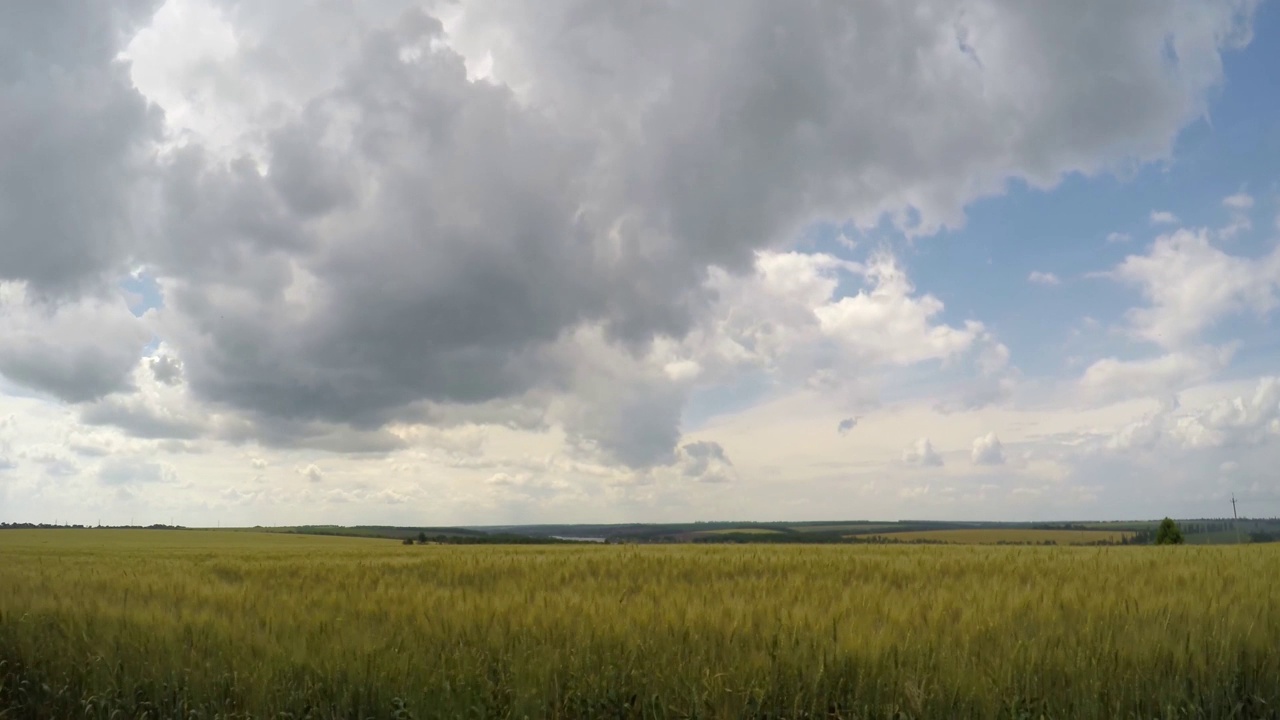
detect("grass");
top-left (863, 529), bottom-right (1133, 545)
top-left (2, 529), bottom-right (1278, 718)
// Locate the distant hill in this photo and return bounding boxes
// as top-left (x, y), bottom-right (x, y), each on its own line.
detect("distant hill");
top-left (7, 518), bottom-right (1279, 545)
top-left (466, 518), bottom-right (1280, 545)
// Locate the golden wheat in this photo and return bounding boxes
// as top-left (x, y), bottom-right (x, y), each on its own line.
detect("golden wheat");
top-left (1, 529), bottom-right (1277, 719)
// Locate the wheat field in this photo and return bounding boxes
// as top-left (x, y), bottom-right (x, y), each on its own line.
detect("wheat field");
top-left (1, 530), bottom-right (1278, 719)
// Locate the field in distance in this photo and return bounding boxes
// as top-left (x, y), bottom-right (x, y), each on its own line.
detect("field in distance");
top-left (482, 517), bottom-right (1280, 545)
top-left (862, 528), bottom-right (1133, 545)
top-left (696, 527), bottom-right (788, 535)
top-left (3, 529), bottom-right (1279, 719)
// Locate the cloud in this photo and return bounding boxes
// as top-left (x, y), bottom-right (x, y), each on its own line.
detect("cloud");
top-left (0, 0), bottom-right (1263, 489)
top-left (813, 255), bottom-right (986, 366)
top-left (1028, 271), bottom-right (1061, 286)
top-left (971, 432), bottom-right (1006, 466)
top-left (1079, 345), bottom-right (1236, 403)
top-left (1108, 377), bottom-right (1280, 452)
top-left (22, 450), bottom-right (80, 478)
top-left (675, 441), bottom-right (736, 484)
top-left (687, 251), bottom-right (986, 386)
top-left (483, 472), bottom-right (571, 499)
top-left (219, 416), bottom-right (409, 455)
top-left (903, 438), bottom-right (943, 467)
top-left (837, 417), bottom-right (859, 435)
top-left (1150, 210), bottom-right (1179, 225)
top-left (319, 487), bottom-right (419, 506)
top-left (1106, 232), bottom-right (1133, 244)
top-left (298, 464), bottom-right (324, 483)
top-left (68, 434), bottom-right (118, 458)
top-left (157, 440), bottom-right (202, 454)
top-left (78, 351), bottom-right (208, 439)
top-left (47, 460), bottom-right (78, 477)
top-left (0, 457), bottom-right (14, 472)
top-left (1222, 193), bottom-right (1254, 210)
top-left (125, 0), bottom-right (1255, 462)
top-left (81, 397), bottom-right (206, 440)
top-left (97, 458), bottom-right (177, 486)
top-left (1218, 192), bottom-right (1255, 239)
top-left (148, 355), bottom-right (183, 386)
top-left (1110, 229), bottom-right (1280, 349)
top-left (599, 249), bottom-right (1008, 463)
top-left (0, 284), bottom-right (150, 403)
top-left (0, 1), bottom-right (162, 296)
top-left (485, 473), bottom-right (518, 487)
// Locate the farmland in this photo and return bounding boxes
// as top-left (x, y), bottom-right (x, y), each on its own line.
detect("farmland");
top-left (696, 527), bottom-right (787, 535)
top-left (3, 530), bottom-right (1280, 718)
top-left (489, 518), bottom-right (1280, 545)
top-left (862, 529), bottom-right (1133, 545)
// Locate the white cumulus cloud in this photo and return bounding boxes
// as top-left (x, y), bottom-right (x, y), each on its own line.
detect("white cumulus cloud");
top-left (971, 432), bottom-right (1006, 466)
top-left (1110, 229), bottom-right (1280, 349)
top-left (903, 438), bottom-right (944, 467)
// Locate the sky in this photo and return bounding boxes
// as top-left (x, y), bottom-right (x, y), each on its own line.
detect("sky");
top-left (2, 0), bottom-right (1280, 527)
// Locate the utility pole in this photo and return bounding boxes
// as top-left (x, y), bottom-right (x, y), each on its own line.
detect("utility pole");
top-left (1232, 494), bottom-right (1241, 545)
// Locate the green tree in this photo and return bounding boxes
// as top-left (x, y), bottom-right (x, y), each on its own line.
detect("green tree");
top-left (417, 531), bottom-right (428, 544)
top-left (1155, 517), bottom-right (1185, 545)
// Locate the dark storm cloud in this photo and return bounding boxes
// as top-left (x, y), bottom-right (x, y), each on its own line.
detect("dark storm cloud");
top-left (0, 291), bottom-right (151, 403)
top-left (0, 3), bottom-right (160, 402)
top-left (0, 0), bottom-right (1258, 468)
top-left (0, 2), bottom-right (163, 296)
top-left (149, 356), bottom-right (183, 386)
top-left (80, 398), bottom-right (206, 440)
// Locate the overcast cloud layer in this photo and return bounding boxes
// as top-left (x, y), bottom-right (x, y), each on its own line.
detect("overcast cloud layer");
top-left (2, 0), bottom-right (1279, 525)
